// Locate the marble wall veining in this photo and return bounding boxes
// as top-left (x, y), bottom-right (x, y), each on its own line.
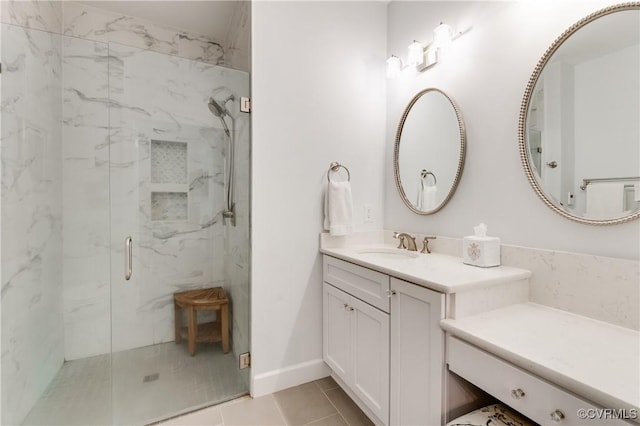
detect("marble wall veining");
top-left (63, 2), bottom-right (224, 67)
top-left (0, 0), bottom-right (62, 34)
top-left (1, 23), bottom-right (65, 425)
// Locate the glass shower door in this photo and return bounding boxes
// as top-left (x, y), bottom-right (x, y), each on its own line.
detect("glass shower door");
top-left (108, 41), bottom-right (250, 424)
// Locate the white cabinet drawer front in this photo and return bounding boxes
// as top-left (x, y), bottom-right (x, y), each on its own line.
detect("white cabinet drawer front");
top-left (323, 256), bottom-right (390, 312)
top-left (448, 337), bottom-right (628, 426)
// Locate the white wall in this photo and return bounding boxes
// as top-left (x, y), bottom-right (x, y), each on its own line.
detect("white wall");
top-left (251, 1), bottom-right (387, 395)
top-left (385, 1), bottom-right (639, 260)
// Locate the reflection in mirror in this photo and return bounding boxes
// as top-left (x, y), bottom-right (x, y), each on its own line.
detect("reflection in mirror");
top-left (394, 88), bottom-right (466, 214)
top-left (519, 3), bottom-right (640, 225)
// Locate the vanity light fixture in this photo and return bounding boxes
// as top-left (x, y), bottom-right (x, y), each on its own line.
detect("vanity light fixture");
top-left (386, 55), bottom-right (402, 78)
top-left (386, 21), bottom-right (462, 79)
top-left (407, 40), bottom-right (425, 67)
top-left (433, 22), bottom-right (454, 50)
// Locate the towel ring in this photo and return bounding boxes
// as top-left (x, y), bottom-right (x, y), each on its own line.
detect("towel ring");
top-left (421, 169), bottom-right (437, 186)
top-left (328, 162), bottom-right (351, 182)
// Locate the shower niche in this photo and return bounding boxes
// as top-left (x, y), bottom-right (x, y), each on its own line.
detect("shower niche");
top-left (150, 140), bottom-right (189, 221)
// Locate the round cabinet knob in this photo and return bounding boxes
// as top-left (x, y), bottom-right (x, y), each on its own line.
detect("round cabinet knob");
top-left (510, 388), bottom-right (526, 399)
top-left (550, 409), bottom-right (565, 423)
top-left (387, 290), bottom-right (397, 298)
top-left (546, 160), bottom-right (558, 168)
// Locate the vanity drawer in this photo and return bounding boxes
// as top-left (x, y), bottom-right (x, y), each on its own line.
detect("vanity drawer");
top-left (323, 256), bottom-right (390, 312)
top-left (448, 336), bottom-right (628, 426)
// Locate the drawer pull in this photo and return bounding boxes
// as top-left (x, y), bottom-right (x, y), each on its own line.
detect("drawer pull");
top-left (510, 388), bottom-right (526, 399)
top-left (550, 409), bottom-right (565, 423)
top-left (343, 303), bottom-right (354, 312)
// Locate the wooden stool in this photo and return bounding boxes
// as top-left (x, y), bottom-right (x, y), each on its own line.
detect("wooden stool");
top-left (174, 287), bottom-right (229, 356)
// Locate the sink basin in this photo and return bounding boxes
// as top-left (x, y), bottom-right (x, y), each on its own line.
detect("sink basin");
top-left (356, 248), bottom-right (419, 260)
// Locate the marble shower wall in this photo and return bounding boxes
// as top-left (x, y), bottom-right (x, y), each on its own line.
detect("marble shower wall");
top-left (62, 2), bottom-right (225, 67)
top-left (61, 36), bottom-right (111, 360)
top-left (0, 0), bottom-right (62, 34)
top-left (108, 42), bottom-right (249, 353)
top-left (1, 0), bottom-right (251, 360)
top-left (1, 24), bottom-right (64, 425)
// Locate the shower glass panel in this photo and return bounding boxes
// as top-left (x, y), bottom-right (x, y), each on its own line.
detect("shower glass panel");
top-left (108, 41), bottom-right (250, 424)
top-left (1, 22), bottom-right (250, 426)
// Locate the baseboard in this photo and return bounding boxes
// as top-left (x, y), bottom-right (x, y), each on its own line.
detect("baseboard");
top-left (251, 358), bottom-right (331, 397)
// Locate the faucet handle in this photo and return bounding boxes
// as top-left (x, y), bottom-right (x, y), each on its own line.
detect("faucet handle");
top-left (421, 236), bottom-right (437, 254)
top-left (393, 232), bottom-right (407, 249)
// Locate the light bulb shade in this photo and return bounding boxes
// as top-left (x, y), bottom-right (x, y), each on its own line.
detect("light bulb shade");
top-left (433, 23), bottom-right (454, 49)
top-left (386, 55), bottom-right (402, 78)
top-left (407, 40), bottom-right (424, 67)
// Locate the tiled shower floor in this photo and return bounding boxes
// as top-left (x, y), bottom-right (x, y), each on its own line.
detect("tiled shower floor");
top-left (23, 342), bottom-right (247, 425)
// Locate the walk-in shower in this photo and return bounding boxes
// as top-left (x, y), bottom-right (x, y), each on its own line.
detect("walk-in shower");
top-left (1, 18), bottom-right (251, 426)
top-left (209, 95), bottom-right (237, 226)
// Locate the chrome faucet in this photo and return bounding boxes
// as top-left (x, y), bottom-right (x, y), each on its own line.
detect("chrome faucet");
top-left (393, 232), bottom-right (418, 251)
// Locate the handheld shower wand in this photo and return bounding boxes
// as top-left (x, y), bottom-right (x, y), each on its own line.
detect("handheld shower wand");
top-left (208, 95), bottom-right (236, 226)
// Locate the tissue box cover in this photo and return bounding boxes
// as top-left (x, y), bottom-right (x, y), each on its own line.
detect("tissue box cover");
top-left (463, 236), bottom-right (500, 267)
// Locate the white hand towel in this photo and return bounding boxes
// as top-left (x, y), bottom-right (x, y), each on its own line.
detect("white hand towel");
top-left (324, 181), bottom-right (353, 236)
top-left (585, 182), bottom-right (624, 218)
top-left (423, 186), bottom-right (437, 211)
top-left (415, 182), bottom-right (424, 210)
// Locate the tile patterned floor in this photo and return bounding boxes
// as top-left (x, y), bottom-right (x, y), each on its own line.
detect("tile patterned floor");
top-left (159, 377), bottom-right (374, 426)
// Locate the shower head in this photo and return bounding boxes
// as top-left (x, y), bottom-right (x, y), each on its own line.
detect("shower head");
top-left (208, 98), bottom-right (226, 117)
top-left (207, 95), bottom-right (235, 118)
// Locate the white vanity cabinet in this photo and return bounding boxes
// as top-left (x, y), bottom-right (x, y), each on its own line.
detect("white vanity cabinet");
top-left (448, 336), bottom-right (630, 426)
top-left (323, 282), bottom-right (390, 423)
top-left (390, 277), bottom-right (444, 426)
top-left (323, 255), bottom-right (445, 426)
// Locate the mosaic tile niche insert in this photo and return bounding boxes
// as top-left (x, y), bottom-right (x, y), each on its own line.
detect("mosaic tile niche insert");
top-left (150, 140), bottom-right (188, 221)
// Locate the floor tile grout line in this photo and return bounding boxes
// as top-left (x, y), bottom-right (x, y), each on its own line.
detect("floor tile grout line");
top-left (320, 387), bottom-right (351, 426)
top-left (270, 393), bottom-right (291, 426)
top-left (302, 412), bottom-right (343, 426)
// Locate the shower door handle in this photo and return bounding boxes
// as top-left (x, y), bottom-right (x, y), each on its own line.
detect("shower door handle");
top-left (124, 236), bottom-right (132, 280)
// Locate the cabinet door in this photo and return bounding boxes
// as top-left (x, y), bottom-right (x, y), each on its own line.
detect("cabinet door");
top-left (323, 283), bottom-right (352, 382)
top-left (350, 295), bottom-right (390, 424)
top-left (390, 278), bottom-right (444, 426)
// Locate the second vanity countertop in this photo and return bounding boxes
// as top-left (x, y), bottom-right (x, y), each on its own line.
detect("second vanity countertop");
top-left (441, 302), bottom-right (640, 414)
top-left (320, 244), bottom-right (531, 294)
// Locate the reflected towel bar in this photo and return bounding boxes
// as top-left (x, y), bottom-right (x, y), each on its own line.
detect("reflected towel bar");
top-left (580, 176), bottom-right (640, 190)
top-left (421, 169), bottom-right (437, 186)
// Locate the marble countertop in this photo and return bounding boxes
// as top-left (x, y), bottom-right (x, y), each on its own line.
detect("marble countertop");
top-left (441, 302), bottom-right (640, 413)
top-left (320, 244), bottom-right (531, 294)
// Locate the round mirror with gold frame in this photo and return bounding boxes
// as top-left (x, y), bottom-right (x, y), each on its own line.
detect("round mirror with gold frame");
top-left (394, 88), bottom-right (466, 215)
top-left (518, 3), bottom-right (640, 225)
